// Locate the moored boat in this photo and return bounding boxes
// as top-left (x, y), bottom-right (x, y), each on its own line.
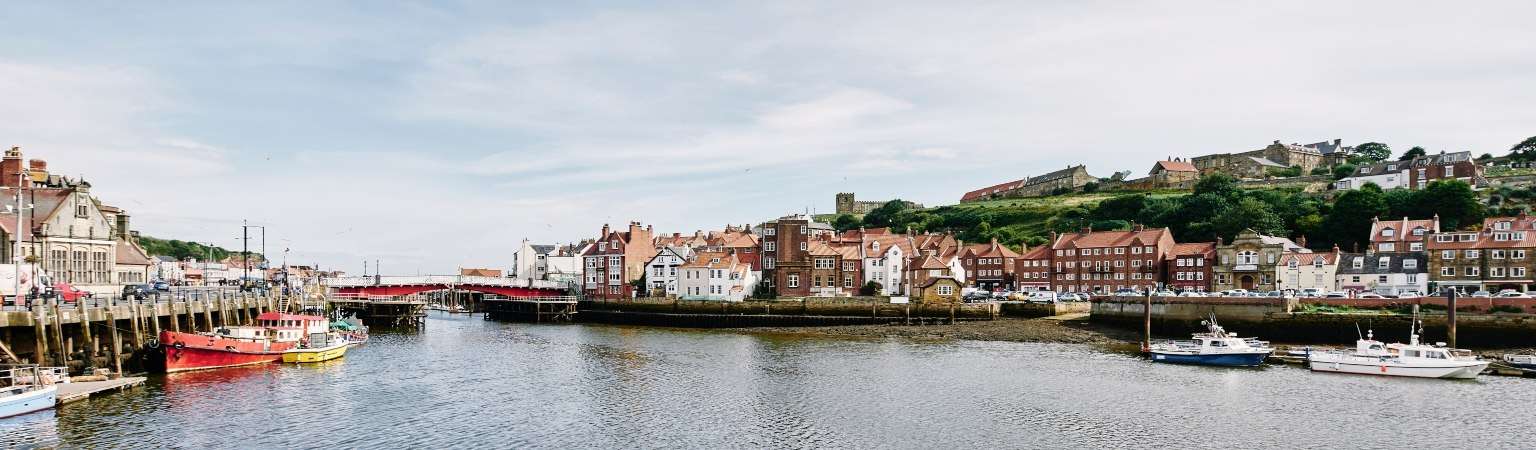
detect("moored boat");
top-left (282, 340), bottom-right (349, 364)
top-left (0, 365), bottom-right (66, 418)
top-left (151, 312), bottom-right (329, 373)
top-left (1148, 317), bottom-right (1274, 367)
top-left (1307, 321), bottom-right (1489, 379)
top-left (1503, 354), bottom-right (1536, 370)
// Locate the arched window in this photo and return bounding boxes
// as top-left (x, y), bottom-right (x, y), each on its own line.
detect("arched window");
top-left (1237, 251), bottom-right (1258, 265)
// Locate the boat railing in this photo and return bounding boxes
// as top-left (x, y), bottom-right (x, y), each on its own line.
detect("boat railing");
top-left (0, 365), bottom-right (68, 387)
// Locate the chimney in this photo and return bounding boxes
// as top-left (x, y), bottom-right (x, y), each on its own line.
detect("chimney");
top-left (1297, 235), bottom-right (1307, 248)
top-left (116, 213), bottom-right (131, 240)
top-left (1081, 226), bottom-right (1092, 234)
top-left (1273, 140), bottom-right (1281, 145)
top-left (1050, 231), bottom-right (1058, 242)
top-left (1216, 236), bottom-right (1224, 246)
top-left (1352, 242), bottom-right (1359, 253)
top-left (1, 147), bottom-right (21, 188)
top-left (601, 224), bottom-right (610, 238)
top-left (1133, 223), bottom-right (1145, 232)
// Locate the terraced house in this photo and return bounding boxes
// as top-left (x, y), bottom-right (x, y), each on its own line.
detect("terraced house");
top-left (582, 222), bottom-right (657, 300)
top-left (1048, 225), bottom-right (1175, 294)
top-left (1165, 242), bottom-right (1215, 293)
top-left (1336, 252), bottom-right (1428, 296)
top-left (1427, 214), bottom-right (1536, 294)
top-left (960, 238), bottom-right (1020, 291)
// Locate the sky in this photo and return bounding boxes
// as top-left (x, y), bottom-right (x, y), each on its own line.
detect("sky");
top-left (1, 1), bottom-right (1533, 274)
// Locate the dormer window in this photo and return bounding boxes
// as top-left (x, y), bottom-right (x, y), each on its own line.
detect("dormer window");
top-left (598, 243), bottom-right (607, 251)
top-left (1287, 259), bottom-right (1298, 268)
top-left (1387, 164), bottom-right (1396, 171)
top-left (1314, 258), bottom-right (1324, 268)
top-left (872, 242), bottom-right (880, 252)
top-left (1497, 221), bottom-right (1512, 231)
top-left (1412, 227), bottom-right (1426, 236)
top-left (1381, 228), bottom-right (1395, 237)
top-left (1378, 259), bottom-right (1389, 269)
top-left (1352, 258), bottom-right (1363, 269)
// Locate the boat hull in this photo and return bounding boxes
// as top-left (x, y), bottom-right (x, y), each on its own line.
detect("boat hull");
top-left (154, 331), bottom-right (292, 373)
top-left (1150, 351), bottom-right (1269, 367)
top-left (0, 385), bottom-right (57, 419)
top-left (1307, 356), bottom-right (1489, 379)
top-left (282, 343), bottom-right (349, 364)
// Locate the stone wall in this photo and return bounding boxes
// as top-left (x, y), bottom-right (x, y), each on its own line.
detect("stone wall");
top-left (577, 296), bottom-right (998, 327)
top-left (998, 301), bottom-right (1091, 318)
top-left (1090, 296), bottom-right (1536, 347)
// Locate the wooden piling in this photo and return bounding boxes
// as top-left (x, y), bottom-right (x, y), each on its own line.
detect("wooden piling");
top-left (170, 302), bottom-right (180, 332)
top-left (128, 300), bottom-right (144, 348)
top-left (33, 305), bottom-right (48, 364)
top-left (1143, 291), bottom-right (1153, 352)
top-left (78, 300), bottom-right (95, 370)
top-left (50, 300), bottom-right (67, 366)
top-left (202, 299), bottom-right (214, 331)
top-left (104, 307), bottom-right (123, 376)
top-left (1447, 290), bottom-right (1458, 348)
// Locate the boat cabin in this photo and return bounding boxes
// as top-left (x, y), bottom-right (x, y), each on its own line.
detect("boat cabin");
top-left (256, 312), bottom-right (329, 343)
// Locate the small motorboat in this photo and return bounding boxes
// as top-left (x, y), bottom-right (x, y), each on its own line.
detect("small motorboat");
top-left (1307, 320), bottom-right (1489, 379)
top-left (1148, 316), bottom-right (1274, 367)
top-left (1503, 354), bottom-right (1536, 370)
top-left (283, 332), bottom-right (350, 364)
top-left (0, 365), bottom-right (66, 418)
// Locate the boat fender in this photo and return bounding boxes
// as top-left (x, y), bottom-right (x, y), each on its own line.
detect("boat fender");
top-left (173, 341), bottom-right (184, 350)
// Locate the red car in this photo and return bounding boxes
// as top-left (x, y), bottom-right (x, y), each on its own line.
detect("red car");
top-left (54, 282), bottom-right (92, 302)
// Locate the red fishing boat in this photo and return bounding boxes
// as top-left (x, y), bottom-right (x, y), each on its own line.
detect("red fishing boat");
top-left (150, 312), bottom-right (329, 373)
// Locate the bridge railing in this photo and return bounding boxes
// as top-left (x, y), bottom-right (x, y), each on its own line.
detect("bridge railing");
top-left (323, 275), bottom-right (569, 290)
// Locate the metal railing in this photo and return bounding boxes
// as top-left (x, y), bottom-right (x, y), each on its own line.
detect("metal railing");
top-left (322, 275), bottom-right (566, 290)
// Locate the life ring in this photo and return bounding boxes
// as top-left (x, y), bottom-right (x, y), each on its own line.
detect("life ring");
top-left (173, 342), bottom-right (185, 350)
top-left (147, 339), bottom-right (159, 349)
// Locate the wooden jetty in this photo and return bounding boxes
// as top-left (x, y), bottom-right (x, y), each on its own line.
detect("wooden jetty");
top-left (0, 291), bottom-right (292, 372)
top-left (329, 294), bottom-right (427, 328)
top-left (482, 296), bottom-right (578, 322)
top-left (56, 376), bottom-right (147, 404)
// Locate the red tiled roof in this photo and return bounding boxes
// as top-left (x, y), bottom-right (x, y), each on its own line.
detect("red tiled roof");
top-left (1052, 228), bottom-right (1171, 250)
top-left (1278, 251), bottom-right (1339, 265)
top-left (116, 240), bottom-right (153, 266)
top-left (960, 178), bottom-right (1028, 202)
top-left (1020, 246), bottom-right (1051, 260)
top-left (1167, 242), bottom-right (1215, 257)
top-left (1153, 160), bottom-right (1198, 173)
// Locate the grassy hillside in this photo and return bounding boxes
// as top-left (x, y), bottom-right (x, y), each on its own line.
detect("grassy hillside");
top-left (136, 235), bottom-right (263, 262)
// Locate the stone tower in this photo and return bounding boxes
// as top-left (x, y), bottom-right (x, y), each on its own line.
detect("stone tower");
top-left (835, 193), bottom-right (856, 215)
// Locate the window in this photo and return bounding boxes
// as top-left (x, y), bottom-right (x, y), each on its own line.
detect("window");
top-left (1465, 267), bottom-right (1479, 276)
top-left (1441, 267), bottom-right (1454, 276)
top-left (1441, 250), bottom-right (1455, 260)
top-left (1493, 250), bottom-right (1506, 259)
top-left (598, 242), bottom-right (607, 251)
top-left (1445, 166), bottom-right (1454, 177)
top-left (1410, 243), bottom-right (1423, 251)
top-left (1516, 267), bottom-right (1527, 278)
top-left (1267, 252), bottom-right (1276, 264)
top-left (1115, 248), bottom-right (1124, 255)
top-left (1236, 251), bottom-right (1257, 265)
top-left (764, 259), bottom-right (775, 269)
top-left (1352, 258), bottom-right (1363, 269)
top-left (1378, 243), bottom-right (1395, 252)
top-left (937, 285), bottom-right (954, 296)
top-left (764, 242), bottom-right (776, 251)
top-left (815, 258), bottom-right (834, 269)
top-left (1516, 250), bottom-right (1527, 259)
top-left (1492, 267), bottom-right (1506, 278)
top-left (800, 225), bottom-right (807, 235)
top-left (1381, 228), bottom-right (1395, 237)
top-left (787, 274), bottom-right (799, 288)
top-left (843, 275), bottom-right (853, 288)
top-left (1288, 259), bottom-right (1299, 269)
top-left (1412, 227), bottom-right (1426, 236)
top-left (765, 227), bottom-right (776, 236)
top-left (843, 261), bottom-right (855, 271)
top-left (799, 242), bottom-right (807, 251)
top-left (1403, 259), bottom-right (1417, 270)
top-left (1436, 235), bottom-right (1453, 243)
top-left (1466, 250), bottom-right (1480, 259)
top-left (1378, 259), bottom-right (1389, 269)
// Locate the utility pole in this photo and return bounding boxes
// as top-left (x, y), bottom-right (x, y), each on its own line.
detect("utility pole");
top-left (242, 220), bottom-right (249, 283)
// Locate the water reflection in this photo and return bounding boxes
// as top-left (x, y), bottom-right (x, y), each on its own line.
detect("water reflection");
top-left (3, 312), bottom-right (1533, 448)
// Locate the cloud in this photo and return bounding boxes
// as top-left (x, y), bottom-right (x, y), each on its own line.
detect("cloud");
top-left (756, 89), bottom-right (912, 130)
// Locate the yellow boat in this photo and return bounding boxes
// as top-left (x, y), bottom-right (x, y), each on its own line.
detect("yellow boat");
top-left (282, 341), bottom-right (349, 364)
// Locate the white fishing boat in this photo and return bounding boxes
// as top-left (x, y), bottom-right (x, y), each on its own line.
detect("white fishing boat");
top-left (1148, 316), bottom-right (1274, 367)
top-left (1307, 321), bottom-right (1488, 379)
top-left (0, 365), bottom-right (67, 418)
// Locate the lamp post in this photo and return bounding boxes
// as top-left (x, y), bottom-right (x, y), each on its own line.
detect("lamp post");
top-left (8, 174), bottom-right (34, 308)
top-left (240, 221), bottom-right (266, 288)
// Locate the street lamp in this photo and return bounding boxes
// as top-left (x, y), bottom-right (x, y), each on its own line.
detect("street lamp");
top-left (6, 199), bottom-right (34, 308)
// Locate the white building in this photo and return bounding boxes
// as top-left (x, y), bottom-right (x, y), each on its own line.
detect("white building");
top-left (678, 252), bottom-right (756, 301)
top-left (1334, 161), bottom-right (1409, 191)
top-left (154, 256), bottom-right (185, 284)
top-left (1336, 252), bottom-right (1428, 296)
top-left (644, 246), bottom-right (693, 297)
top-left (512, 239), bottom-right (587, 285)
top-left (1277, 250), bottom-right (1340, 292)
top-left (861, 238), bottom-right (907, 295)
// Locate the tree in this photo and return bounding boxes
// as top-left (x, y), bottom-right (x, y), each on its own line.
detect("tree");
top-left (1398, 146), bottom-right (1427, 161)
top-left (862, 199), bottom-right (911, 228)
top-left (1309, 166), bottom-right (1330, 176)
top-left (1212, 197), bottom-right (1285, 240)
top-left (1355, 142), bottom-right (1392, 161)
top-left (1193, 173), bottom-right (1240, 198)
top-left (1325, 183), bottom-right (1390, 250)
top-left (1477, 153), bottom-right (1494, 161)
top-left (1082, 182), bottom-right (1100, 193)
top-left (831, 214), bottom-right (862, 232)
top-left (860, 281), bottom-right (882, 296)
top-left (1267, 165), bottom-right (1303, 178)
top-left (1091, 194), bottom-right (1146, 221)
top-left (1509, 135), bottom-right (1536, 162)
top-left (1417, 179), bottom-right (1484, 229)
top-left (1332, 164), bottom-right (1357, 180)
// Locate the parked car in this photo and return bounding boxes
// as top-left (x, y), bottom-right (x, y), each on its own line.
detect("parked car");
top-left (1151, 290), bottom-right (1175, 297)
top-left (121, 284), bottom-right (153, 300)
top-left (153, 281), bottom-right (171, 291)
top-left (1357, 292), bottom-right (1386, 299)
top-left (991, 290), bottom-right (1013, 300)
top-left (1112, 289), bottom-right (1142, 297)
top-left (1324, 291), bottom-right (1349, 298)
top-left (1471, 290), bottom-right (1493, 298)
top-left (1177, 291), bottom-right (1206, 297)
top-left (54, 282), bottom-right (92, 303)
top-left (1221, 289), bottom-right (1249, 297)
top-left (1298, 288), bottom-right (1324, 298)
top-left (1496, 290), bottom-right (1528, 298)
top-left (1027, 291), bottom-right (1058, 304)
top-left (1261, 291), bottom-right (1286, 298)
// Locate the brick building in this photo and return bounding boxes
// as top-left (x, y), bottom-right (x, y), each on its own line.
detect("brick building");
top-left (1407, 151), bottom-right (1484, 190)
top-left (1427, 214), bottom-right (1536, 294)
top-left (759, 215), bottom-right (818, 297)
top-left (1165, 242), bottom-right (1215, 293)
top-left (1211, 230), bottom-right (1309, 292)
top-left (1049, 225), bottom-right (1175, 294)
top-left (960, 238), bottom-right (1021, 291)
top-left (582, 222), bottom-right (657, 300)
top-left (1014, 246), bottom-right (1052, 291)
top-left (1367, 216), bottom-right (1438, 253)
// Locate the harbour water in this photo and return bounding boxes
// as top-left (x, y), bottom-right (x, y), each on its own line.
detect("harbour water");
top-left (5, 313), bottom-right (1535, 448)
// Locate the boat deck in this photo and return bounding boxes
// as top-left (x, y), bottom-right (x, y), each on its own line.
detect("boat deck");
top-left (56, 377), bottom-right (147, 404)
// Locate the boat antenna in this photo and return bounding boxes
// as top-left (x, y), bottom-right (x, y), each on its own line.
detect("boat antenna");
top-left (1355, 322), bottom-right (1363, 340)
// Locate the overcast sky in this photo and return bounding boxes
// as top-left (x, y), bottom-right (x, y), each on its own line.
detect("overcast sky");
top-left (2, 1), bottom-right (1533, 274)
